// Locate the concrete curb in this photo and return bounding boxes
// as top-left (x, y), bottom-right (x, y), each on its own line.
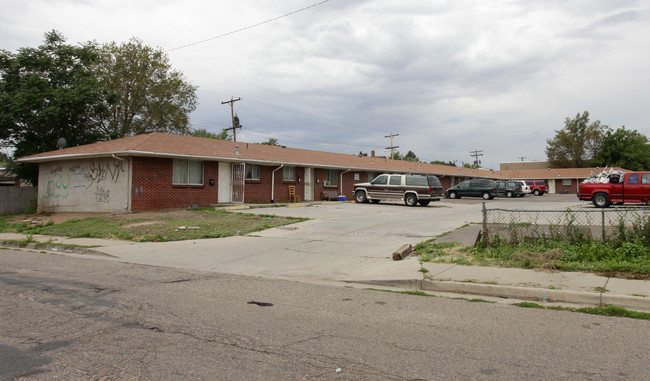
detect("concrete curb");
top-left (355, 278), bottom-right (650, 312)
top-left (1, 240), bottom-right (115, 257)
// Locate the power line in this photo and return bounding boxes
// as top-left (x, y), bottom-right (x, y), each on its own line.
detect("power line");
top-left (168, 0), bottom-right (332, 52)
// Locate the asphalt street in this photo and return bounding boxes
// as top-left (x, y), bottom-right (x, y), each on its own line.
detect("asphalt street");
top-left (2, 195), bottom-right (648, 311)
top-left (1, 249), bottom-right (649, 380)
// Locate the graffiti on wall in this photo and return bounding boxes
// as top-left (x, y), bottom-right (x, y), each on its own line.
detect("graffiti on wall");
top-left (65, 160), bottom-right (126, 188)
top-left (95, 187), bottom-right (110, 203)
top-left (42, 171), bottom-right (70, 199)
top-left (40, 158), bottom-right (128, 211)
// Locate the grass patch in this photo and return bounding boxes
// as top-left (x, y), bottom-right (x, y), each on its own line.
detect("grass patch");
top-left (415, 237), bottom-right (650, 279)
top-left (457, 298), bottom-right (495, 303)
top-left (368, 288), bottom-right (495, 304)
top-left (0, 209), bottom-right (307, 242)
top-left (514, 302), bottom-right (545, 309)
top-left (367, 288), bottom-right (436, 297)
top-left (514, 302), bottom-right (650, 320)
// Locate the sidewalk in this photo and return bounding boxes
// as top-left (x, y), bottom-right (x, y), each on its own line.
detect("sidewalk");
top-left (1, 231), bottom-right (648, 312)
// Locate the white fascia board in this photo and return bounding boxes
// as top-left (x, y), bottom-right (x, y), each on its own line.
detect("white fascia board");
top-left (16, 150), bottom-right (384, 173)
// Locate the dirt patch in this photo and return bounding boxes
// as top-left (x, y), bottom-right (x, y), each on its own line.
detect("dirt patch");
top-left (596, 271), bottom-right (650, 281)
top-left (10, 208), bottom-right (201, 225)
top-left (122, 221), bottom-right (164, 228)
top-left (10, 212), bottom-right (108, 225)
top-left (512, 249), bottom-right (564, 270)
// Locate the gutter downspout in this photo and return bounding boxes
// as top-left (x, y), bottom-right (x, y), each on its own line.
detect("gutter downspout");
top-left (340, 168), bottom-right (351, 195)
top-left (271, 164), bottom-right (284, 203)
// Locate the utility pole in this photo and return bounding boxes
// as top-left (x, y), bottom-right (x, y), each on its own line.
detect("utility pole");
top-left (469, 150), bottom-right (483, 168)
top-left (221, 97), bottom-right (242, 142)
top-left (385, 132), bottom-right (399, 159)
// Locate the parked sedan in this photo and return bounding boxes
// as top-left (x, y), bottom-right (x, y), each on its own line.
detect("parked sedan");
top-left (445, 179), bottom-right (497, 200)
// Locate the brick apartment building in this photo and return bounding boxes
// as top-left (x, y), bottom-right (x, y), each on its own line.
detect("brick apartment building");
top-left (18, 132), bottom-right (601, 213)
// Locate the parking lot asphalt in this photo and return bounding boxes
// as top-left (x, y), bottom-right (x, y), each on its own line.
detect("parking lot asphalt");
top-left (2, 194), bottom-right (649, 311)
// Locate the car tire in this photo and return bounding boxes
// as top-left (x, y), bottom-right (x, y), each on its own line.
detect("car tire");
top-left (533, 189), bottom-right (541, 196)
top-left (418, 200), bottom-right (430, 206)
top-left (592, 193), bottom-right (610, 208)
top-left (355, 190), bottom-right (368, 203)
top-left (506, 191), bottom-right (513, 198)
top-left (405, 194), bottom-right (418, 207)
top-left (448, 191), bottom-right (458, 199)
top-left (482, 192), bottom-right (491, 200)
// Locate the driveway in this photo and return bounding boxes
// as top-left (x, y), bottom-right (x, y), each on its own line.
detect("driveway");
top-left (95, 195), bottom-right (585, 283)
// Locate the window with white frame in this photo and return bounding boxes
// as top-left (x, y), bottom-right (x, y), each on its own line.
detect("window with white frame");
top-left (562, 179), bottom-right (572, 186)
top-left (283, 166), bottom-right (296, 181)
top-left (245, 164), bottom-right (260, 180)
top-left (325, 169), bottom-right (338, 186)
top-left (173, 159), bottom-right (203, 185)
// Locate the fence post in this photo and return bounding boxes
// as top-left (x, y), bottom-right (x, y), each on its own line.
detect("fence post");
top-left (482, 202), bottom-right (487, 244)
top-left (601, 209), bottom-right (606, 241)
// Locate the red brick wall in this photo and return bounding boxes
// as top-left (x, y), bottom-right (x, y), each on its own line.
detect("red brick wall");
top-left (131, 157), bottom-right (220, 211)
top-left (244, 165), bottom-right (305, 203)
top-left (438, 176), bottom-right (453, 191)
top-left (131, 160), bottom-right (462, 208)
top-left (313, 168), bottom-right (343, 200)
top-left (554, 179), bottom-right (576, 194)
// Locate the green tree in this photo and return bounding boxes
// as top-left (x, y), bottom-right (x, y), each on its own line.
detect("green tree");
top-left (545, 111), bottom-right (606, 168)
top-left (96, 38), bottom-right (198, 138)
top-left (390, 150), bottom-right (403, 160)
top-left (591, 127), bottom-right (650, 170)
top-left (403, 150), bottom-right (419, 162)
top-left (358, 151), bottom-right (368, 157)
top-left (430, 160), bottom-right (457, 166)
top-left (190, 128), bottom-right (231, 140)
top-left (0, 30), bottom-right (106, 185)
top-left (261, 138), bottom-right (279, 146)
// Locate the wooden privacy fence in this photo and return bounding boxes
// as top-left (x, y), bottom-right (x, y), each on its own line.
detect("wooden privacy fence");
top-left (0, 187), bottom-right (36, 216)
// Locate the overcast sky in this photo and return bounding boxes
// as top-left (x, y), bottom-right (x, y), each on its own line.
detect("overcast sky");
top-left (2, 0), bottom-right (649, 169)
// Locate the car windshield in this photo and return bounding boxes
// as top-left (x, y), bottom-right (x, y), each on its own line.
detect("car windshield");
top-left (373, 175), bottom-right (388, 185)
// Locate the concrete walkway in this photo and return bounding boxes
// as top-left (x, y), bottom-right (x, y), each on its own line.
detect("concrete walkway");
top-left (2, 226), bottom-right (648, 312)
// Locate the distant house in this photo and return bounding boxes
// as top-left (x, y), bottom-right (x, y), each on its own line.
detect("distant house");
top-left (0, 167), bottom-right (19, 186)
top-left (17, 132), bottom-right (606, 213)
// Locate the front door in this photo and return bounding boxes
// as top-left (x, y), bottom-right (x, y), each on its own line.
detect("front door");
top-left (304, 167), bottom-right (313, 201)
top-left (231, 163), bottom-right (245, 203)
top-left (218, 162), bottom-right (231, 203)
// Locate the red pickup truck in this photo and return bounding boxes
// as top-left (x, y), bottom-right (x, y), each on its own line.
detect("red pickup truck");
top-left (578, 171), bottom-right (650, 208)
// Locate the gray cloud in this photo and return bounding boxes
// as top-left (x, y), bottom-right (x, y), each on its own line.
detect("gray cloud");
top-left (2, 0), bottom-right (649, 168)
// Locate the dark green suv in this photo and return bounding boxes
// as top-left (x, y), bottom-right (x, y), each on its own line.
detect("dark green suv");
top-left (495, 180), bottom-right (524, 198)
top-left (445, 179), bottom-right (497, 200)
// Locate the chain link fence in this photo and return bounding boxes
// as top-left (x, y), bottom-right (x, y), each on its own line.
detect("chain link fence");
top-left (482, 203), bottom-right (650, 245)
